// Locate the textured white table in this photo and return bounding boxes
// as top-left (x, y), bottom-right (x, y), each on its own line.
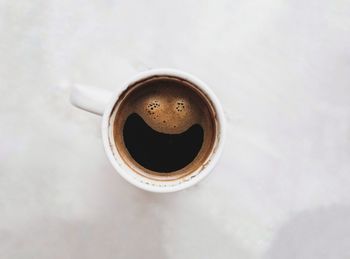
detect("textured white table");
top-left (1, 1), bottom-right (350, 258)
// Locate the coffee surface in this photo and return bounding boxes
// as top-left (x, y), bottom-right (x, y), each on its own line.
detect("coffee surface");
top-left (110, 76), bottom-right (216, 178)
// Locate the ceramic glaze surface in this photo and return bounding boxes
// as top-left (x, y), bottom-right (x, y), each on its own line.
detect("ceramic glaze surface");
top-left (1, 0), bottom-right (350, 258)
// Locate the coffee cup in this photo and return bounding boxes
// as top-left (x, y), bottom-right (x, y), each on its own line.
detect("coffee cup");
top-left (70, 69), bottom-right (225, 192)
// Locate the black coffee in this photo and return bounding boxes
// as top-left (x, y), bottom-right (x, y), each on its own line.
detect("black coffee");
top-left (123, 113), bottom-right (203, 172)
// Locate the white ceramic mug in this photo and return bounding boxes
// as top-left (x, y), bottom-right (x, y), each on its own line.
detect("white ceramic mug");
top-left (70, 69), bottom-right (225, 192)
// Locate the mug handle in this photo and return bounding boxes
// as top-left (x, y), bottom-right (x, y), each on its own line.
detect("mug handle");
top-left (70, 84), bottom-right (113, 115)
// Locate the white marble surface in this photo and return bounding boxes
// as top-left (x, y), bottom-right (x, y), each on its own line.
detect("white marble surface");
top-left (1, 0), bottom-right (350, 258)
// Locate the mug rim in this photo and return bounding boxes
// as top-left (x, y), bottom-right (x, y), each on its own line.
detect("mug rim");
top-left (101, 68), bottom-right (226, 192)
